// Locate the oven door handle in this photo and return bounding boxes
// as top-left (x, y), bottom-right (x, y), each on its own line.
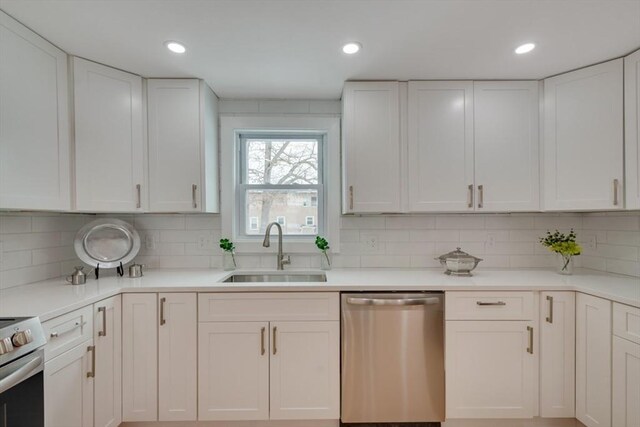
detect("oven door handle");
top-left (0, 354), bottom-right (43, 394)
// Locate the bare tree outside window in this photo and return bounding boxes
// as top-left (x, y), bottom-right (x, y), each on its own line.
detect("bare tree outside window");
top-left (239, 135), bottom-right (323, 236)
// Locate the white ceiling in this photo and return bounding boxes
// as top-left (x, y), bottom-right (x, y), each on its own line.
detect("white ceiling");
top-left (1, 0), bottom-right (639, 99)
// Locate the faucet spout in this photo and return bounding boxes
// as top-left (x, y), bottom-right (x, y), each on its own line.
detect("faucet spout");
top-left (263, 222), bottom-right (290, 270)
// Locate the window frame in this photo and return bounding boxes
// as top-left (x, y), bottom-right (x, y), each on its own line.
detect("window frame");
top-left (236, 132), bottom-right (326, 240)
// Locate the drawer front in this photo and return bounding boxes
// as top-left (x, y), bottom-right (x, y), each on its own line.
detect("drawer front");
top-left (42, 305), bottom-right (93, 361)
top-left (613, 302), bottom-right (640, 344)
top-left (198, 292), bottom-right (340, 322)
top-left (445, 291), bottom-right (534, 320)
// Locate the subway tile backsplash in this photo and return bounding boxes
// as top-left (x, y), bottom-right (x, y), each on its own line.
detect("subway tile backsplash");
top-left (1, 211), bottom-right (638, 289)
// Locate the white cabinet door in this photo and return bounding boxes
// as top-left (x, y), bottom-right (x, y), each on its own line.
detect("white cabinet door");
top-left (73, 57), bottom-right (145, 212)
top-left (612, 336), bottom-right (640, 427)
top-left (576, 293), bottom-right (612, 427)
top-left (539, 291), bottom-right (575, 417)
top-left (474, 81), bottom-right (540, 211)
top-left (0, 11), bottom-right (71, 210)
top-left (270, 321), bottom-right (340, 420)
top-left (543, 59), bottom-right (624, 210)
top-left (158, 293), bottom-right (197, 421)
top-left (342, 82), bottom-right (401, 213)
top-left (147, 79), bottom-right (220, 212)
top-left (122, 293), bottom-right (157, 422)
top-left (198, 322), bottom-right (270, 421)
top-left (44, 343), bottom-right (94, 427)
top-left (407, 81), bottom-right (474, 212)
top-left (445, 320), bottom-right (535, 418)
top-left (93, 296), bottom-right (121, 427)
top-left (625, 49), bottom-right (640, 210)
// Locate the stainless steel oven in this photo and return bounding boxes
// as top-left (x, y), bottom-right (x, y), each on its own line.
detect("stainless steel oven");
top-left (0, 318), bottom-right (47, 427)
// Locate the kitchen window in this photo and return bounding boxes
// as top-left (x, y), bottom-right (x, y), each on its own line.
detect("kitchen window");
top-left (237, 133), bottom-right (325, 238)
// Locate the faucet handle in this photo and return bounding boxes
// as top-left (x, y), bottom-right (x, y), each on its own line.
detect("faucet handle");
top-left (281, 254), bottom-right (291, 265)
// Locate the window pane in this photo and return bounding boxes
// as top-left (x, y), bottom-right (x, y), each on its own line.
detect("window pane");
top-left (245, 138), bottom-right (318, 184)
top-left (246, 189), bottom-right (319, 235)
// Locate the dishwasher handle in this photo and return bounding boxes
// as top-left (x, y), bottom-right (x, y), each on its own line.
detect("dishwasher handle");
top-left (346, 296), bottom-right (441, 306)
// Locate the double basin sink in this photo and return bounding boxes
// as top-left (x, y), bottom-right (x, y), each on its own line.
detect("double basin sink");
top-left (222, 272), bottom-right (327, 283)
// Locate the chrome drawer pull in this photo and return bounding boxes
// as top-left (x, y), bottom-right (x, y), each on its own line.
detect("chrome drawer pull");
top-left (50, 321), bottom-right (85, 338)
top-left (98, 306), bottom-right (107, 337)
top-left (260, 327), bottom-right (266, 356)
top-left (527, 326), bottom-right (534, 354)
top-left (272, 326), bottom-right (277, 355)
top-left (467, 184), bottom-right (474, 208)
top-left (546, 295), bottom-right (554, 324)
top-left (87, 345), bottom-right (96, 378)
top-left (476, 301), bottom-right (506, 306)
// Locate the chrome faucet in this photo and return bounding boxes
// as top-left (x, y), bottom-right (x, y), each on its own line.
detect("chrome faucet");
top-left (263, 222), bottom-right (291, 270)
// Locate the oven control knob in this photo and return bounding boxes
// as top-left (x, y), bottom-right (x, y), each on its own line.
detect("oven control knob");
top-left (0, 337), bottom-right (13, 355)
top-left (11, 329), bottom-right (33, 347)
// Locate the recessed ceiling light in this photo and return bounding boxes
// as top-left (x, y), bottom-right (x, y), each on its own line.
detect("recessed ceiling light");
top-left (165, 41), bottom-right (186, 54)
top-left (342, 42), bottom-right (361, 55)
top-left (515, 43), bottom-right (535, 55)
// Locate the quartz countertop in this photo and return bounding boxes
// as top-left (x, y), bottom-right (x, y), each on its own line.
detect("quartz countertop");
top-left (0, 268), bottom-right (638, 322)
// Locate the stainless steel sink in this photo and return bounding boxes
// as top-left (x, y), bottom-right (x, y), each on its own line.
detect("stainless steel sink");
top-left (222, 273), bottom-right (327, 283)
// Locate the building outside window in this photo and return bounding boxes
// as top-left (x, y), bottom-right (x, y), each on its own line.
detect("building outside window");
top-left (237, 134), bottom-right (324, 238)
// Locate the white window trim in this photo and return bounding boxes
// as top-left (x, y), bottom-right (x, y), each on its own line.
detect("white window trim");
top-left (220, 115), bottom-right (341, 254)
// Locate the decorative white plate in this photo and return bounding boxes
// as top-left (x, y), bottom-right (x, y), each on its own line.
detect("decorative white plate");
top-left (74, 218), bottom-right (140, 268)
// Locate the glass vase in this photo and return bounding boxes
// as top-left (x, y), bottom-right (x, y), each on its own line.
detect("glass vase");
top-left (320, 250), bottom-right (332, 271)
top-left (223, 251), bottom-right (237, 271)
top-left (557, 254), bottom-right (574, 275)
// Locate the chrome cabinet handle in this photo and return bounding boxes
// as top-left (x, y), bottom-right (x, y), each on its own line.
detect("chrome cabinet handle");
top-left (98, 307), bottom-right (107, 337)
top-left (526, 326), bottom-right (534, 354)
top-left (467, 184), bottom-right (474, 208)
top-left (50, 321), bottom-right (84, 338)
top-left (160, 297), bottom-right (166, 326)
top-left (260, 327), bottom-right (266, 356)
top-left (272, 326), bottom-right (277, 355)
top-left (546, 295), bottom-right (554, 324)
top-left (476, 301), bottom-right (506, 306)
top-left (613, 179), bottom-right (619, 206)
top-left (136, 184), bottom-right (141, 209)
top-left (477, 184), bottom-right (484, 208)
top-left (0, 354), bottom-right (43, 394)
top-left (87, 345), bottom-right (96, 378)
top-left (192, 184), bottom-right (198, 209)
top-left (349, 185), bottom-right (354, 210)
top-left (346, 297), bottom-right (440, 306)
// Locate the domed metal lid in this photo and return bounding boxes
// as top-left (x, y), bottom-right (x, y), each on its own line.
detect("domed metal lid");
top-left (436, 247), bottom-right (482, 262)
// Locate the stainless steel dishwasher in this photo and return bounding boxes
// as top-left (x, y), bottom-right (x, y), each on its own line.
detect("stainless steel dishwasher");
top-left (341, 292), bottom-right (445, 424)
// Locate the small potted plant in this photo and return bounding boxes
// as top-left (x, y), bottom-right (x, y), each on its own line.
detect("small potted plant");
top-left (539, 229), bottom-right (582, 275)
top-left (315, 236), bottom-right (331, 270)
top-left (219, 238), bottom-right (237, 271)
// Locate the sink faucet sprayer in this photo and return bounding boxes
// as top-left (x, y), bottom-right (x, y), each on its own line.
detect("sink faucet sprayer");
top-left (263, 222), bottom-right (291, 270)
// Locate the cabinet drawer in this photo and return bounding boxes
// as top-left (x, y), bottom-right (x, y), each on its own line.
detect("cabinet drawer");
top-left (613, 302), bottom-right (640, 344)
top-left (445, 291), bottom-right (534, 320)
top-left (42, 305), bottom-right (93, 361)
top-left (198, 293), bottom-right (340, 322)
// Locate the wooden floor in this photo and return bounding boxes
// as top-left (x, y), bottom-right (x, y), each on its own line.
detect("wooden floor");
top-left (442, 419), bottom-right (587, 427)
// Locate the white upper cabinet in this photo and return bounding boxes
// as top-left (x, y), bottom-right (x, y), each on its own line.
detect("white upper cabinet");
top-left (0, 11), bottom-right (71, 211)
top-left (408, 81), bottom-right (474, 212)
top-left (73, 57), bottom-right (145, 212)
top-left (342, 81), bottom-right (401, 213)
top-left (474, 81), bottom-right (539, 211)
top-left (625, 49), bottom-right (640, 210)
top-left (147, 79), bottom-right (219, 212)
top-left (543, 59), bottom-right (624, 211)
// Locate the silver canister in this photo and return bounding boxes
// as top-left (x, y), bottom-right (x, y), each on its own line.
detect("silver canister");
top-left (66, 266), bottom-right (87, 285)
top-left (128, 263), bottom-right (144, 278)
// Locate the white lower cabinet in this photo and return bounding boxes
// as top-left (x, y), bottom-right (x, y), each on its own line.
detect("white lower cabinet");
top-left (198, 293), bottom-right (341, 421)
top-left (44, 342), bottom-right (94, 427)
top-left (270, 321), bottom-right (340, 420)
top-left (445, 320), bottom-right (535, 418)
top-left (158, 293), bottom-right (197, 421)
top-left (93, 296), bottom-right (122, 427)
top-left (539, 291), bottom-right (575, 418)
top-left (576, 293), bottom-right (612, 427)
top-left (612, 336), bottom-right (640, 427)
top-left (198, 322), bottom-right (270, 420)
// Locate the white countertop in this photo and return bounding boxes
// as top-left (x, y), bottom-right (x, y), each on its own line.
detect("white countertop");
top-left (0, 268), bottom-right (638, 322)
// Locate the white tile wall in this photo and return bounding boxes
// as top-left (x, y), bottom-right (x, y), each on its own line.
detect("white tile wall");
top-left (1, 211), bottom-right (639, 289)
